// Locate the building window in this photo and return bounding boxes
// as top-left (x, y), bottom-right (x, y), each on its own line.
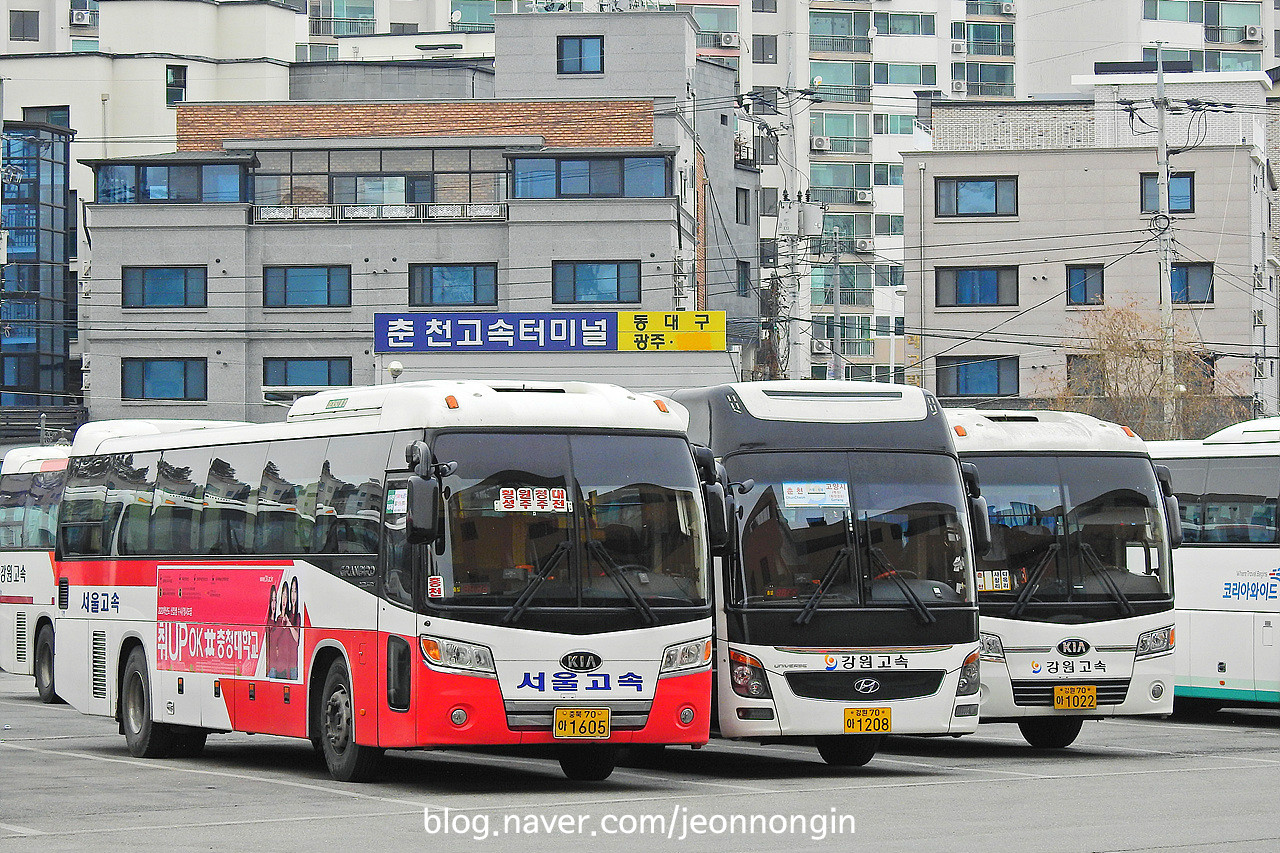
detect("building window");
top-left (875, 214), bottom-right (904, 236)
top-left (936, 356), bottom-right (1018, 397)
top-left (752, 0), bottom-right (777, 11)
top-left (873, 63), bottom-right (936, 85)
top-left (811, 112), bottom-right (871, 154)
top-left (263, 266), bottom-right (351, 307)
top-left (874, 113), bottom-right (915, 135)
top-left (760, 239), bottom-right (778, 267)
top-left (956, 62), bottom-right (1015, 96)
top-left (389, 22), bottom-right (418, 34)
top-left (122, 267), bottom-right (207, 308)
top-left (737, 260), bottom-right (752, 297)
top-left (1066, 265), bottom-right (1104, 305)
top-left (10, 10), bottom-right (38, 41)
top-left (873, 163), bottom-right (903, 186)
top-left (95, 163), bottom-right (245, 204)
top-left (552, 261), bottom-right (640, 304)
top-left (122, 358), bottom-right (207, 401)
top-left (736, 187), bottom-right (751, 225)
top-left (1142, 0), bottom-right (1204, 22)
top-left (760, 187), bottom-right (779, 217)
top-left (748, 87), bottom-right (779, 115)
top-left (557, 36), bottom-right (603, 74)
top-left (510, 157), bottom-right (669, 199)
top-left (752, 34), bottom-right (778, 63)
top-left (1141, 172), bottom-right (1194, 213)
top-left (754, 133), bottom-right (778, 165)
top-left (22, 106), bottom-right (70, 128)
top-left (332, 175), bottom-right (432, 205)
top-left (936, 267), bottom-right (1018, 307)
top-left (166, 65), bottom-right (187, 107)
top-left (872, 12), bottom-right (935, 35)
top-left (264, 357), bottom-right (352, 388)
top-left (1172, 262), bottom-right (1213, 303)
top-left (409, 264), bottom-right (498, 306)
top-left (936, 177), bottom-right (1017, 216)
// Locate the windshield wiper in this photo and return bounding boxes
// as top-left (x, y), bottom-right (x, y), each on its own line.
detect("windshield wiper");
top-left (501, 540), bottom-right (571, 625)
top-left (586, 540), bottom-right (658, 625)
top-left (867, 546), bottom-right (936, 626)
top-left (1077, 541), bottom-right (1137, 617)
top-left (1007, 542), bottom-right (1060, 620)
top-left (793, 545), bottom-right (854, 626)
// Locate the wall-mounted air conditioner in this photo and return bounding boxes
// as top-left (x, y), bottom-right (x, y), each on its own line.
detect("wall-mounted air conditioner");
top-left (951, 80), bottom-right (967, 92)
top-left (810, 135), bottom-right (832, 151)
top-left (1243, 25), bottom-right (1264, 43)
top-left (854, 239), bottom-right (874, 253)
top-left (854, 189), bottom-right (873, 203)
top-left (811, 339), bottom-right (832, 355)
top-left (1001, 2), bottom-right (1016, 14)
top-left (70, 10), bottom-right (92, 25)
top-left (719, 32), bottom-right (741, 49)
top-left (952, 41), bottom-right (966, 54)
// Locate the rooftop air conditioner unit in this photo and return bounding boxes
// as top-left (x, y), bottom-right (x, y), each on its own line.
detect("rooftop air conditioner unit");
top-left (811, 338), bottom-right (832, 355)
top-left (1243, 25), bottom-right (1263, 42)
top-left (951, 80), bottom-right (967, 92)
top-left (854, 239), bottom-right (874, 253)
top-left (854, 189), bottom-right (873, 203)
top-left (70, 10), bottom-right (92, 24)
top-left (719, 32), bottom-right (741, 49)
top-left (951, 41), bottom-right (966, 53)
top-left (1001, 2), bottom-right (1016, 14)
top-left (810, 135), bottom-right (832, 151)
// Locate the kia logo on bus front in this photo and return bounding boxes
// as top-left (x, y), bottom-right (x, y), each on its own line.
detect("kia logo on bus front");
top-left (1057, 638), bottom-right (1091, 657)
top-left (853, 678), bottom-right (880, 695)
top-left (560, 651), bottom-right (602, 672)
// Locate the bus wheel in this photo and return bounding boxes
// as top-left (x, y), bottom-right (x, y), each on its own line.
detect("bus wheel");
top-left (319, 659), bottom-right (382, 782)
top-left (815, 735), bottom-right (881, 767)
top-left (171, 727), bottom-right (209, 758)
top-left (34, 626), bottom-right (61, 704)
top-left (1018, 717), bottom-right (1084, 749)
top-left (558, 745), bottom-right (618, 781)
top-left (121, 647), bottom-right (175, 758)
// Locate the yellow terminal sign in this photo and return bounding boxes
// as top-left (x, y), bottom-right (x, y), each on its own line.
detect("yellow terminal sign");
top-left (617, 311), bottom-right (727, 352)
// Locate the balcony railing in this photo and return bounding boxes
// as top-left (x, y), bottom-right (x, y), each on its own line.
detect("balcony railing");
top-left (253, 203), bottom-right (508, 223)
top-left (809, 187), bottom-right (869, 205)
top-left (68, 9), bottom-right (99, 26)
top-left (967, 40), bottom-right (1015, 56)
top-left (695, 31), bottom-right (737, 49)
top-left (966, 1), bottom-right (1006, 14)
top-left (1204, 26), bottom-right (1254, 44)
top-left (963, 82), bottom-right (1015, 97)
top-left (808, 35), bottom-right (872, 54)
top-left (811, 289), bottom-right (874, 308)
top-left (450, 22), bottom-right (495, 32)
top-left (813, 84), bottom-right (871, 104)
top-left (809, 236), bottom-right (873, 255)
top-left (821, 136), bottom-right (871, 154)
top-left (309, 16), bottom-right (376, 36)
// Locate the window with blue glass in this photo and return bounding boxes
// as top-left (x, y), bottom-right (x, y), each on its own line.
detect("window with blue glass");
top-left (552, 261), bottom-right (640, 304)
top-left (557, 36), bottom-right (604, 74)
top-left (510, 157), bottom-right (669, 199)
top-left (1066, 265), bottom-right (1104, 305)
top-left (122, 358), bottom-right (206, 400)
top-left (263, 357), bottom-right (351, 387)
top-left (936, 355), bottom-right (1018, 397)
top-left (122, 267), bottom-right (207, 308)
top-left (737, 260), bottom-right (752, 297)
top-left (1172, 262), bottom-right (1213, 303)
top-left (935, 267), bottom-right (1017, 306)
top-left (263, 266), bottom-right (351, 307)
top-left (409, 264), bottom-right (497, 306)
top-left (1141, 172), bottom-right (1194, 214)
top-left (95, 163), bottom-right (246, 203)
top-left (936, 177), bottom-right (1017, 216)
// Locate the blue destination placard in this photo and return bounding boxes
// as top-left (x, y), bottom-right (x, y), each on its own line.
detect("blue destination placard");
top-left (375, 312), bottom-right (617, 353)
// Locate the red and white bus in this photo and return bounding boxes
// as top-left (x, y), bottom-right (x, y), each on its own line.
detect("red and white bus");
top-left (52, 381), bottom-right (718, 781)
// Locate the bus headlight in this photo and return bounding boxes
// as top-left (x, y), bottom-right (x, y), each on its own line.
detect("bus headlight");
top-left (955, 650), bottom-right (980, 696)
top-left (420, 636), bottom-right (496, 674)
top-left (728, 648), bottom-right (772, 698)
top-left (1135, 626), bottom-right (1175, 660)
top-left (979, 632), bottom-right (1005, 661)
top-left (660, 638), bottom-right (712, 674)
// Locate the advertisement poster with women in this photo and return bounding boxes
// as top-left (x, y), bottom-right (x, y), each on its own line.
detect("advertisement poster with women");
top-left (155, 564), bottom-right (304, 682)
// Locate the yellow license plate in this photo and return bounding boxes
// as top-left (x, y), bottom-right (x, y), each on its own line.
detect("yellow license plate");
top-left (1053, 685), bottom-right (1097, 710)
top-left (844, 707), bottom-right (891, 734)
top-left (553, 707), bottom-right (611, 739)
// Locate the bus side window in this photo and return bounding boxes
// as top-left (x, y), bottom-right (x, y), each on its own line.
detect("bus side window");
top-left (202, 444), bottom-right (268, 555)
top-left (153, 448), bottom-right (211, 555)
top-left (60, 456), bottom-right (112, 557)
top-left (314, 433), bottom-right (393, 556)
top-left (256, 438), bottom-right (326, 555)
top-left (113, 452), bottom-right (159, 556)
top-left (0, 473), bottom-right (33, 549)
top-left (381, 481), bottom-right (413, 608)
top-left (27, 469), bottom-right (65, 549)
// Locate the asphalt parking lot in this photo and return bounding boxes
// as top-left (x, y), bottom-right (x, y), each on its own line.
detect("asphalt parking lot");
top-left (2, 670), bottom-right (1278, 853)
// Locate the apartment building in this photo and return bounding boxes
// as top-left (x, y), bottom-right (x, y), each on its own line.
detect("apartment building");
top-left (903, 69), bottom-right (1276, 415)
top-left (77, 12), bottom-right (759, 421)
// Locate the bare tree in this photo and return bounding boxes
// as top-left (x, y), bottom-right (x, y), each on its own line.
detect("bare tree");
top-left (1034, 304), bottom-right (1252, 440)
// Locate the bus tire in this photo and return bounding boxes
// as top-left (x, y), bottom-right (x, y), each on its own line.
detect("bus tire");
top-left (35, 625), bottom-right (61, 704)
top-left (121, 647), bottom-right (175, 758)
top-left (318, 658), bottom-right (382, 782)
top-left (815, 735), bottom-right (880, 767)
top-left (171, 727), bottom-right (209, 757)
top-left (1018, 717), bottom-right (1084, 749)
top-left (558, 745), bottom-right (618, 781)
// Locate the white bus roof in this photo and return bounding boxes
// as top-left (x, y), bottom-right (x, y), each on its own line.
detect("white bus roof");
top-left (1147, 418), bottom-right (1280, 461)
top-left (1, 444), bottom-right (71, 475)
top-left (68, 381), bottom-right (689, 458)
top-left (682, 380), bottom-right (932, 424)
top-left (69, 419), bottom-right (250, 457)
top-left (945, 409), bottom-right (1148, 455)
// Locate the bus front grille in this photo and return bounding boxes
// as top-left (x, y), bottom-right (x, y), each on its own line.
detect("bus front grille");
top-left (784, 670), bottom-right (946, 701)
top-left (504, 700), bottom-right (652, 731)
top-left (1010, 678), bottom-right (1130, 706)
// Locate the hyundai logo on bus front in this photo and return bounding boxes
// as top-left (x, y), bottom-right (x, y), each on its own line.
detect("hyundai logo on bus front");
top-left (853, 678), bottom-right (880, 694)
top-left (1057, 638), bottom-right (1091, 657)
top-left (560, 651), bottom-right (603, 672)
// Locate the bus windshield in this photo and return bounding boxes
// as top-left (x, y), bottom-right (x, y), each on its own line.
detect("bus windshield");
top-left (974, 455), bottom-right (1173, 606)
top-left (429, 432), bottom-right (708, 609)
top-left (725, 451), bottom-right (975, 609)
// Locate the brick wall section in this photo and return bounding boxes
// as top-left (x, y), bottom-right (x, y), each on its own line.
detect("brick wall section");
top-left (176, 101), bottom-right (655, 151)
top-left (933, 102), bottom-right (1095, 151)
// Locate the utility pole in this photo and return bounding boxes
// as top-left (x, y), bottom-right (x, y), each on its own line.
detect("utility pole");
top-left (1155, 46), bottom-right (1177, 439)
top-left (829, 226), bottom-right (842, 380)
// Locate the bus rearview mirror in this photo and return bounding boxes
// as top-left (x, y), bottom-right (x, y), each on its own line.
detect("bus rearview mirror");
top-left (969, 495), bottom-right (992, 558)
top-left (407, 476), bottom-right (440, 545)
top-left (1164, 495), bottom-right (1183, 549)
top-left (703, 482), bottom-right (732, 556)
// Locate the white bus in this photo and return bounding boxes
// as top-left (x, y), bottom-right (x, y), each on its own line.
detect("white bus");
top-left (1149, 417), bottom-right (1280, 709)
top-left (0, 444), bottom-right (69, 701)
top-left (949, 410), bottom-right (1179, 747)
top-left (666, 382), bottom-right (988, 767)
top-left (51, 381), bottom-right (720, 782)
